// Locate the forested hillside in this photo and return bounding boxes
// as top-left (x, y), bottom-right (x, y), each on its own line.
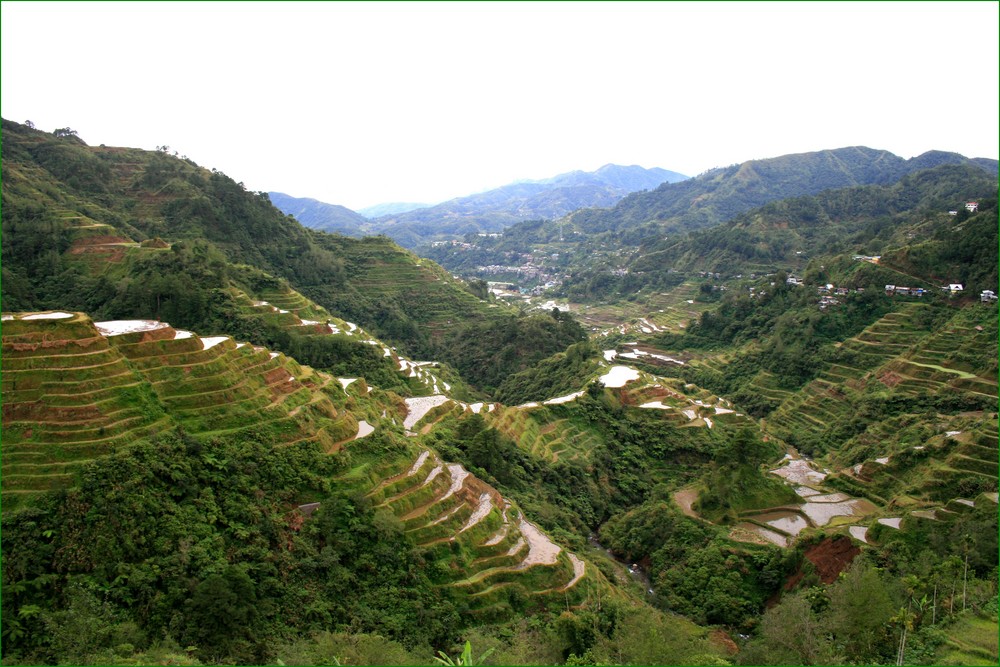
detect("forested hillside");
top-left (0, 313), bottom-right (629, 664)
top-left (2, 119), bottom-right (997, 667)
top-left (0, 119), bottom-right (583, 396)
top-left (633, 164), bottom-right (997, 274)
top-left (421, 147), bottom-right (996, 307)
top-left (266, 191), bottom-right (369, 235)
top-left (559, 164), bottom-right (999, 301)
top-left (571, 147), bottom-right (996, 235)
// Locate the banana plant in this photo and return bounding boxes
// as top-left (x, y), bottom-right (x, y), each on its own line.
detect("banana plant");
top-left (433, 640), bottom-right (495, 666)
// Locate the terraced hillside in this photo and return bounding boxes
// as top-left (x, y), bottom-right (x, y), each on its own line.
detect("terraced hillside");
top-left (2, 309), bottom-right (609, 618)
top-left (2, 313), bottom-right (168, 500)
top-left (2, 120), bottom-right (584, 396)
top-left (1, 312), bottom-right (364, 507)
top-left (830, 419), bottom-right (999, 508)
top-left (357, 447), bottom-right (602, 614)
top-left (935, 612), bottom-right (1000, 666)
top-left (571, 281), bottom-right (716, 337)
top-left (647, 292), bottom-right (999, 559)
top-left (702, 418), bottom-right (997, 568)
top-left (878, 306), bottom-right (999, 400)
top-left (485, 405), bottom-right (603, 464)
top-left (483, 360), bottom-right (748, 466)
top-left (223, 282), bottom-right (459, 396)
top-left (763, 302), bottom-right (942, 450)
top-left (303, 236), bottom-right (502, 347)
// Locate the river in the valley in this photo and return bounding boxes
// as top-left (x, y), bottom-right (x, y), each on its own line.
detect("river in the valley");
top-left (589, 534), bottom-right (655, 597)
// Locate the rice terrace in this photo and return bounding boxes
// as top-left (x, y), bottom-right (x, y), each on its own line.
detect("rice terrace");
top-left (1, 4), bottom-right (998, 663)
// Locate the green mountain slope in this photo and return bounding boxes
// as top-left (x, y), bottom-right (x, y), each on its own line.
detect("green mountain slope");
top-left (0, 119), bottom-right (584, 395)
top-left (1, 307), bottom-right (760, 666)
top-left (628, 164), bottom-right (998, 281)
top-left (421, 148), bottom-right (996, 305)
top-left (266, 191), bottom-right (369, 234)
top-left (572, 147), bottom-right (996, 235)
top-left (0, 311), bottom-right (641, 658)
top-left (4, 118), bottom-right (997, 667)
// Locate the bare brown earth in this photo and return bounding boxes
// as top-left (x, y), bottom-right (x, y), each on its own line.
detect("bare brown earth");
top-left (5, 335), bottom-right (105, 352)
top-left (710, 629), bottom-right (740, 656)
top-left (878, 370), bottom-right (903, 388)
top-left (673, 488), bottom-right (701, 519)
top-left (2, 402), bottom-right (103, 423)
top-left (136, 326), bottom-right (177, 343)
top-left (68, 236), bottom-right (134, 262)
top-left (69, 235), bottom-right (132, 247)
top-left (784, 536), bottom-right (860, 591)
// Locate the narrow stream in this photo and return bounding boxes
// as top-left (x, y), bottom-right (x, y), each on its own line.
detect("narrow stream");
top-left (589, 534), bottom-right (655, 597)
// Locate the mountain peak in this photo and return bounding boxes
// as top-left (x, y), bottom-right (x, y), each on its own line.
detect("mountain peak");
top-left (272, 164), bottom-right (689, 247)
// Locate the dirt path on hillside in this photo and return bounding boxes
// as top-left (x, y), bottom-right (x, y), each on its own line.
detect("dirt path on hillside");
top-left (673, 488), bottom-right (700, 519)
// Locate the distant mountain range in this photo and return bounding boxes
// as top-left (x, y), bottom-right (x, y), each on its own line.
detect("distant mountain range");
top-left (266, 192), bottom-right (368, 235)
top-left (357, 201), bottom-right (431, 218)
top-left (423, 146), bottom-right (998, 302)
top-left (4, 119), bottom-right (998, 667)
top-left (630, 163), bottom-right (999, 278)
top-left (269, 163), bottom-right (687, 247)
top-left (0, 118), bottom-right (579, 392)
top-left (570, 147), bottom-right (999, 236)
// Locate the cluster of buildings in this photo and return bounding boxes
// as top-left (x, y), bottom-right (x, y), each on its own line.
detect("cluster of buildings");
top-left (487, 279), bottom-right (560, 297)
top-left (885, 285), bottom-right (928, 297)
top-left (948, 201), bottom-right (979, 215)
top-left (818, 295), bottom-right (840, 309)
top-left (429, 234), bottom-right (503, 247)
top-left (475, 263), bottom-right (549, 281)
top-left (883, 284), bottom-right (996, 301)
top-left (816, 283), bottom-right (864, 309)
top-left (430, 240), bottom-right (474, 248)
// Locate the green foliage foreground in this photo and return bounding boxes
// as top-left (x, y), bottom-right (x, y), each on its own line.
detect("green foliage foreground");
top-left (0, 429), bottom-right (461, 664)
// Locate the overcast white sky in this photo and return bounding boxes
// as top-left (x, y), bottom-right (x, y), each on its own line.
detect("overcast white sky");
top-left (2, 1), bottom-right (998, 209)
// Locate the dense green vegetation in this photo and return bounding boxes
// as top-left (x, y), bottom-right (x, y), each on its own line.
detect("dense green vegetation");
top-left (632, 166), bottom-right (998, 275)
top-left (570, 148), bottom-right (994, 236)
top-left (445, 309), bottom-right (588, 394)
top-left (494, 340), bottom-right (601, 405)
top-left (0, 119), bottom-right (584, 397)
top-left (424, 149), bottom-right (996, 308)
top-left (425, 385), bottom-right (724, 537)
top-left (652, 278), bottom-right (898, 411)
top-left (0, 422), bottom-right (736, 666)
top-left (739, 501), bottom-right (999, 666)
top-left (599, 496), bottom-right (796, 629)
top-left (3, 119), bottom-right (997, 666)
top-left (411, 388), bottom-right (819, 638)
top-left (1, 429), bottom-right (459, 664)
top-left (695, 429), bottom-right (797, 523)
top-left (556, 164), bottom-right (998, 303)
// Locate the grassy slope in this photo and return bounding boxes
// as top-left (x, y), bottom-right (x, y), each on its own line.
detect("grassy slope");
top-left (0, 312), bottom-right (624, 619)
top-left (631, 164), bottom-right (998, 276)
top-left (1, 119), bottom-right (582, 395)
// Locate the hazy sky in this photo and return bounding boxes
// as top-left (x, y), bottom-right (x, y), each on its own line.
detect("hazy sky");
top-left (2, 1), bottom-right (998, 209)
